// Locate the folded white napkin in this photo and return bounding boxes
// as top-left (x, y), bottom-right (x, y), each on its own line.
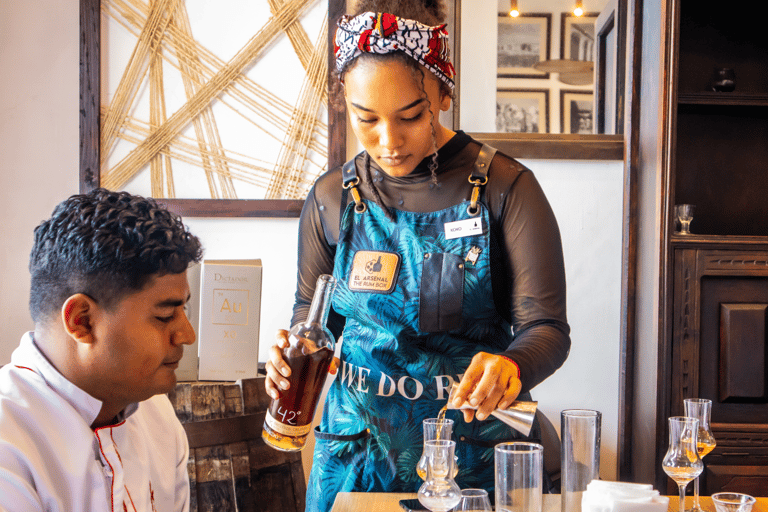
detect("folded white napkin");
top-left (581, 480), bottom-right (670, 512)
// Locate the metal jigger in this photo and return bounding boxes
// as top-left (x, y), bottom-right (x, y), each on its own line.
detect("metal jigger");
top-left (446, 383), bottom-right (538, 436)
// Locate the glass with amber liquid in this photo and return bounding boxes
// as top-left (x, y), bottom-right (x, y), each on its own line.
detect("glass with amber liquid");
top-left (262, 274), bottom-right (336, 451)
top-left (684, 398), bottom-right (716, 512)
top-left (417, 415), bottom-right (455, 480)
top-left (662, 416), bottom-right (703, 512)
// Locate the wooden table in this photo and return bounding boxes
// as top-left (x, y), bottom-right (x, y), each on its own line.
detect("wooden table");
top-left (330, 493), bottom-right (768, 512)
top-left (330, 493), bottom-right (561, 512)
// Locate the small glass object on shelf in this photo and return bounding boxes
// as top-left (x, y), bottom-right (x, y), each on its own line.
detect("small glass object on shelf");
top-left (662, 416), bottom-right (703, 512)
top-left (711, 493), bottom-right (756, 512)
top-left (454, 488), bottom-right (492, 512)
top-left (418, 439), bottom-right (461, 512)
top-left (683, 398), bottom-right (716, 512)
top-left (675, 204), bottom-right (696, 235)
top-left (710, 68), bottom-right (736, 93)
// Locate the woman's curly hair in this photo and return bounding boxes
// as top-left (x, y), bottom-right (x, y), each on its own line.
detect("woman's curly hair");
top-left (29, 188), bottom-right (203, 322)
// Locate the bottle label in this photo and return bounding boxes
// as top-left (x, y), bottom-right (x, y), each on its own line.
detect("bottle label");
top-left (265, 409), bottom-right (312, 437)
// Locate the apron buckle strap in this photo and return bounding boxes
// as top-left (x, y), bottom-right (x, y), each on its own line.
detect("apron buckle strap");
top-left (343, 177), bottom-right (367, 213)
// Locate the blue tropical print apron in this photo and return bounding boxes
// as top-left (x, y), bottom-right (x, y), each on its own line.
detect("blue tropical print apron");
top-left (305, 152), bottom-right (541, 512)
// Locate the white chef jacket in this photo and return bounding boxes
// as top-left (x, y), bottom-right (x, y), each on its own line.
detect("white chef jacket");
top-left (0, 332), bottom-right (190, 512)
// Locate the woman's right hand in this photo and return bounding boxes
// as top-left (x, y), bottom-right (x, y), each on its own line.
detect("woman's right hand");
top-left (265, 329), bottom-right (292, 400)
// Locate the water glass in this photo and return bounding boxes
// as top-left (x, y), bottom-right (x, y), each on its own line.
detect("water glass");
top-left (495, 442), bottom-right (543, 512)
top-left (561, 409), bottom-right (602, 512)
top-left (454, 488), bottom-right (492, 512)
top-left (712, 493), bottom-right (756, 512)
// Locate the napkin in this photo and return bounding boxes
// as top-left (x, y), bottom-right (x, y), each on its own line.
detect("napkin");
top-left (581, 480), bottom-right (670, 512)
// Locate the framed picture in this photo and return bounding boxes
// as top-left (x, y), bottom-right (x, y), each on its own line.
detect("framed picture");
top-left (560, 90), bottom-right (594, 134)
top-left (497, 14), bottom-right (551, 78)
top-left (496, 89), bottom-right (550, 134)
top-left (80, 0), bottom-right (343, 218)
top-left (560, 12), bottom-right (599, 62)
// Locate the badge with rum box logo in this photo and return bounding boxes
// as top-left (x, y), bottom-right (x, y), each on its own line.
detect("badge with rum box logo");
top-left (349, 251), bottom-right (401, 293)
top-left (198, 259), bottom-right (262, 381)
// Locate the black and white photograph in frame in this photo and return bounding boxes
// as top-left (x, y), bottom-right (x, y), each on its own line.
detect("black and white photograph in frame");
top-left (560, 90), bottom-right (594, 134)
top-left (496, 89), bottom-right (549, 134)
top-left (561, 12), bottom-right (599, 62)
top-left (497, 13), bottom-right (551, 78)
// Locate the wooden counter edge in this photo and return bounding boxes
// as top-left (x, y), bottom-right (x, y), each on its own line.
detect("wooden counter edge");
top-left (329, 493), bottom-right (768, 512)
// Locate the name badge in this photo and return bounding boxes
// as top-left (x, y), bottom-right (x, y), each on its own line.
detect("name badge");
top-left (349, 251), bottom-right (401, 293)
top-left (444, 218), bottom-right (483, 240)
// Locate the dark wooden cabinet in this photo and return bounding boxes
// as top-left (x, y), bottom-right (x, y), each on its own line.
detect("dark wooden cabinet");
top-left (658, 0), bottom-right (768, 495)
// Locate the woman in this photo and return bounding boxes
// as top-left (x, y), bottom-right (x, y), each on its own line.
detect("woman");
top-left (266, 1), bottom-right (570, 510)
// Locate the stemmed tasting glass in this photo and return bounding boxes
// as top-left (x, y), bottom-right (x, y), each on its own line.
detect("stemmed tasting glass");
top-left (417, 418), bottom-right (455, 480)
top-left (684, 399), bottom-right (716, 512)
top-left (662, 417), bottom-right (703, 512)
top-left (454, 488), bottom-right (492, 512)
top-left (417, 439), bottom-right (461, 512)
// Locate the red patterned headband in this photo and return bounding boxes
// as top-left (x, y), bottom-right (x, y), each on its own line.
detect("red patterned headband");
top-left (334, 12), bottom-right (456, 89)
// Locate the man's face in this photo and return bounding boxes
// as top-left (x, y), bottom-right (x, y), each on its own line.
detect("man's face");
top-left (89, 271), bottom-right (195, 404)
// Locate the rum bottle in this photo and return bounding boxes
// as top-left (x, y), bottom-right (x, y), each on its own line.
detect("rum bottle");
top-left (262, 274), bottom-right (337, 451)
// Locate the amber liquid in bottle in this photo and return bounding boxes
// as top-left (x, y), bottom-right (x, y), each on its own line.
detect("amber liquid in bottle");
top-left (262, 275), bottom-right (336, 452)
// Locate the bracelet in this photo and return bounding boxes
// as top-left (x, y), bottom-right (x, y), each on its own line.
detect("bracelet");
top-left (499, 355), bottom-right (521, 379)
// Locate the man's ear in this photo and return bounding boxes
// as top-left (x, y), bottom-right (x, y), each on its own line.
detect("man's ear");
top-left (61, 294), bottom-right (96, 344)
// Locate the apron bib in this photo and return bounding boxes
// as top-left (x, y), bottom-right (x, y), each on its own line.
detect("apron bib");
top-left (305, 151), bottom-right (541, 512)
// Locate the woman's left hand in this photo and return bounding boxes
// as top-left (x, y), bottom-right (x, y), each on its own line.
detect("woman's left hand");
top-left (450, 352), bottom-right (521, 422)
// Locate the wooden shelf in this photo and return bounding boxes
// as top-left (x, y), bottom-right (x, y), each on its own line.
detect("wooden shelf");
top-left (671, 233), bottom-right (768, 249)
top-left (677, 92), bottom-right (768, 107)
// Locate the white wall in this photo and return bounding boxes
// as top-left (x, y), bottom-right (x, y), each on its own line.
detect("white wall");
top-left (2, 0), bottom-right (624, 486)
top-left (525, 159), bottom-right (623, 481)
top-left (0, 0), bottom-right (81, 363)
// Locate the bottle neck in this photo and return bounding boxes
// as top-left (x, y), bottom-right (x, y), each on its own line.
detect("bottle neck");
top-left (305, 275), bottom-right (335, 327)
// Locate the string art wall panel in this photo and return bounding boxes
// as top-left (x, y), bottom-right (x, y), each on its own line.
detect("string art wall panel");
top-left (80, 0), bottom-right (345, 217)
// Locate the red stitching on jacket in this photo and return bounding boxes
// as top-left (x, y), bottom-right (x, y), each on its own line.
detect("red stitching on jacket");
top-left (95, 427), bottom-right (118, 512)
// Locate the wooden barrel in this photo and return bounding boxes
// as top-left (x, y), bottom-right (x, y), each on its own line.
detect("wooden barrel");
top-left (168, 377), bottom-right (306, 512)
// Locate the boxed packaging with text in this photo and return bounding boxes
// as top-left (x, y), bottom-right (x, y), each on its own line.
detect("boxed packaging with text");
top-left (198, 259), bottom-right (262, 381)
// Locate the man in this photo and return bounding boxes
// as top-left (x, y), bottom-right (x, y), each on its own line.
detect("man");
top-left (0, 188), bottom-right (203, 511)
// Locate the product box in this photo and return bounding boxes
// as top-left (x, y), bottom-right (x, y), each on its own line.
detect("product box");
top-left (197, 259), bottom-right (262, 381)
top-left (176, 262), bottom-right (201, 381)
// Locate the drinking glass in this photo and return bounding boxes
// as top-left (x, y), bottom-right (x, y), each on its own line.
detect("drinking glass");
top-left (684, 398), bottom-right (716, 512)
top-left (712, 493), bottom-right (756, 512)
top-left (662, 417), bottom-right (703, 512)
top-left (495, 442), bottom-right (543, 512)
top-left (454, 488), bottom-right (492, 512)
top-left (561, 409), bottom-right (602, 512)
top-left (675, 204), bottom-right (695, 235)
top-left (417, 417), bottom-right (455, 480)
top-left (417, 440), bottom-right (462, 512)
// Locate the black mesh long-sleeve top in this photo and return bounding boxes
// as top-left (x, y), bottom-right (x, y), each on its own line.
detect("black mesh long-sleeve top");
top-left (292, 131), bottom-right (570, 394)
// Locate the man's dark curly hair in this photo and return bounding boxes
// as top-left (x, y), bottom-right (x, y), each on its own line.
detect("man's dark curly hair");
top-left (29, 188), bottom-right (203, 323)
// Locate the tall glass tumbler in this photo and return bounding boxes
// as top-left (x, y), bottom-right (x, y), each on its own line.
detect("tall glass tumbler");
top-left (561, 410), bottom-right (602, 512)
top-left (495, 442), bottom-right (543, 512)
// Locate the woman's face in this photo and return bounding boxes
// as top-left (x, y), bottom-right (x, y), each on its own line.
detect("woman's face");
top-left (343, 58), bottom-right (454, 177)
